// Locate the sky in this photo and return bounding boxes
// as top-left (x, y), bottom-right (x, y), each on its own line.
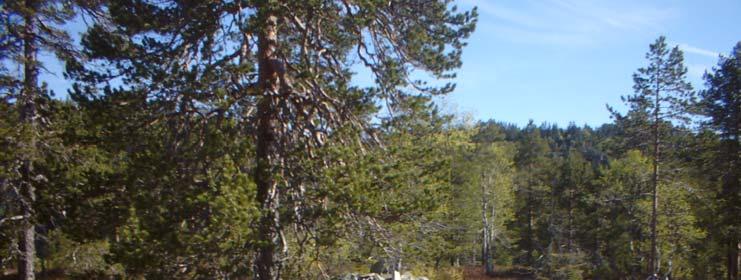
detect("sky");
top-left (34, 0), bottom-right (741, 128)
top-left (443, 0), bottom-right (741, 127)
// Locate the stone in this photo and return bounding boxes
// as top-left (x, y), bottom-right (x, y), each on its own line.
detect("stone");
top-left (334, 273), bottom-right (359, 280)
top-left (337, 270), bottom-right (429, 280)
top-left (358, 273), bottom-right (385, 280)
top-left (400, 271), bottom-right (415, 280)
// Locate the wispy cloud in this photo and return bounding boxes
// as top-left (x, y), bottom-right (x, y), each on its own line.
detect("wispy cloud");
top-left (678, 43), bottom-right (720, 58)
top-left (550, 0), bottom-right (673, 31)
top-left (462, 0), bottom-right (677, 46)
top-left (477, 23), bottom-right (593, 46)
top-left (469, 0), bottom-right (550, 29)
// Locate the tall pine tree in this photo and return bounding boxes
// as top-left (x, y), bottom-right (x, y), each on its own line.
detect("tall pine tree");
top-left (609, 36), bottom-right (694, 276)
top-left (0, 1), bottom-right (101, 278)
top-left (72, 1), bottom-right (476, 279)
top-left (698, 42), bottom-right (741, 280)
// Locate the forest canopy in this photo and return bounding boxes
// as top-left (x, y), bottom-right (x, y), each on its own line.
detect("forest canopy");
top-left (0, 1), bottom-right (739, 280)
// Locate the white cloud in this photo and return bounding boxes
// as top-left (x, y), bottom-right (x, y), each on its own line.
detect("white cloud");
top-left (678, 43), bottom-right (720, 58)
top-left (550, 0), bottom-right (674, 31)
top-left (463, 0), bottom-right (677, 46)
top-left (465, 0), bottom-right (548, 29)
top-left (477, 22), bottom-right (593, 46)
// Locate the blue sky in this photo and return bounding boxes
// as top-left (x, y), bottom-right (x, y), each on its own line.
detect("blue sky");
top-left (36, 0), bottom-right (741, 127)
top-left (443, 0), bottom-right (741, 127)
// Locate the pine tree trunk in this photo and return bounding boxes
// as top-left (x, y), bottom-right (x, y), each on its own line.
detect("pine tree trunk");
top-left (255, 8), bottom-right (282, 280)
top-left (18, 0), bottom-right (38, 280)
top-left (649, 134), bottom-right (659, 275)
top-left (18, 0), bottom-right (38, 279)
top-left (649, 75), bottom-right (661, 276)
top-left (728, 240), bottom-right (739, 280)
top-left (735, 241), bottom-right (741, 280)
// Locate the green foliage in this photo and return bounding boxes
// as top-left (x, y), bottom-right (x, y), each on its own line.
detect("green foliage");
top-left (693, 41), bottom-right (741, 279)
top-left (65, 1), bottom-right (477, 278)
top-left (2, 5), bottom-right (740, 280)
top-left (44, 230), bottom-right (120, 277)
top-left (591, 150), bottom-right (652, 277)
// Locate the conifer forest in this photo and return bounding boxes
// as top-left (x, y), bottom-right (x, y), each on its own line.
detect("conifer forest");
top-left (0, 1), bottom-right (739, 279)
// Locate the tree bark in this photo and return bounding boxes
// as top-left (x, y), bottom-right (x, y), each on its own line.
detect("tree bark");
top-left (525, 169), bottom-right (534, 265)
top-left (481, 171), bottom-right (496, 275)
top-left (18, 0), bottom-right (38, 279)
top-left (649, 67), bottom-right (661, 276)
top-left (728, 240), bottom-right (739, 280)
top-left (255, 8), bottom-right (283, 280)
top-left (482, 177), bottom-right (492, 275)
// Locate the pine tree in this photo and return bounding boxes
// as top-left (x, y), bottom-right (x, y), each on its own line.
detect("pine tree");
top-left (698, 42), bottom-right (741, 280)
top-left (512, 121), bottom-right (551, 267)
top-left (609, 36), bottom-right (694, 276)
top-left (72, 1), bottom-right (476, 278)
top-left (0, 1), bottom-right (101, 278)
